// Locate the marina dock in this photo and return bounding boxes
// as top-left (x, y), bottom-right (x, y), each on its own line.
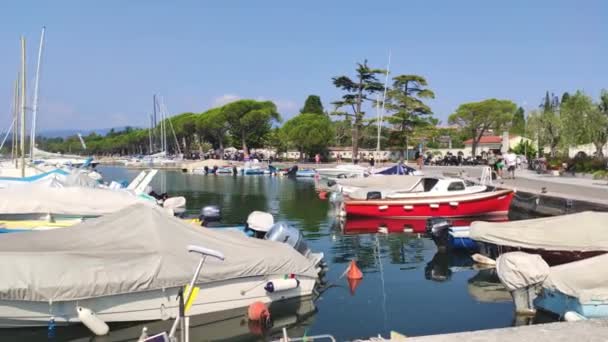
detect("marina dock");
top-left (394, 319), bottom-right (608, 342)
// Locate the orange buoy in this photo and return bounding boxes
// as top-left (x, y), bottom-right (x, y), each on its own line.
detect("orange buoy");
top-left (247, 301), bottom-right (270, 322)
top-left (346, 260), bottom-right (363, 280)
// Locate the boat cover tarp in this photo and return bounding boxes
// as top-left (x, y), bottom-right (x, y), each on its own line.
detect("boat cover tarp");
top-left (0, 185), bottom-right (151, 216)
top-left (544, 253), bottom-right (608, 303)
top-left (340, 176), bottom-right (422, 200)
top-left (32, 147), bottom-right (83, 160)
top-left (496, 252), bottom-right (550, 291)
top-left (375, 164), bottom-right (417, 175)
top-left (470, 211), bottom-right (608, 252)
top-left (0, 204), bottom-right (318, 302)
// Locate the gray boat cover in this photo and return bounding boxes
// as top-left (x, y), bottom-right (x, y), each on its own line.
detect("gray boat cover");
top-left (470, 211), bottom-right (608, 251)
top-left (0, 185), bottom-right (152, 216)
top-left (0, 204), bottom-right (318, 302)
top-left (496, 252), bottom-right (550, 291)
top-left (544, 253), bottom-right (608, 303)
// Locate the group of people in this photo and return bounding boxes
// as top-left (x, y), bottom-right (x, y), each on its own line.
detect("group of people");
top-left (487, 149), bottom-right (520, 179)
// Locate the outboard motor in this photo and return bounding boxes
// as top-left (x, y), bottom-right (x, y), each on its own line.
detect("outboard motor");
top-left (199, 205), bottom-right (221, 227)
top-left (245, 211), bottom-right (274, 238)
top-left (265, 222), bottom-right (310, 257)
top-left (285, 165), bottom-right (298, 177)
top-left (425, 217), bottom-right (452, 251)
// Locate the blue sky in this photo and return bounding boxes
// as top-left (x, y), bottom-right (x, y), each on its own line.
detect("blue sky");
top-left (0, 0), bottom-right (606, 130)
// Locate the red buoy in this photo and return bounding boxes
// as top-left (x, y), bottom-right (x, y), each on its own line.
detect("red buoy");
top-left (346, 260), bottom-right (363, 280)
top-left (247, 301), bottom-right (270, 322)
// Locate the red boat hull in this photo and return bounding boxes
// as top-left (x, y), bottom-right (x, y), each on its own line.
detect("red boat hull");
top-left (343, 189), bottom-right (514, 218)
top-left (341, 217), bottom-right (479, 234)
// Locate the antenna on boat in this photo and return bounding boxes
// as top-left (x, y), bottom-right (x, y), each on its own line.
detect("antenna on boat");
top-left (30, 26), bottom-right (46, 161)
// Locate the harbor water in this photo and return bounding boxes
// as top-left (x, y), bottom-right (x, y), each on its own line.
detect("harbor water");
top-left (2, 167), bottom-right (555, 341)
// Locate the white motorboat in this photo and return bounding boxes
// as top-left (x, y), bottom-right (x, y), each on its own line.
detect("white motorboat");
top-left (0, 204), bottom-right (319, 327)
top-left (0, 171), bottom-right (184, 222)
top-left (315, 164), bottom-right (369, 179)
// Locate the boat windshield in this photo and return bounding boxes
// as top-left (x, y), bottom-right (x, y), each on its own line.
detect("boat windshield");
top-left (423, 178), bottom-right (439, 192)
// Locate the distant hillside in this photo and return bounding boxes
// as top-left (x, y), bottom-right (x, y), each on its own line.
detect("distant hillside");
top-left (39, 126), bottom-right (139, 138)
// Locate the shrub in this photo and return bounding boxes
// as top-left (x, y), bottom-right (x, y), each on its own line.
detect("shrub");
top-left (566, 155), bottom-right (608, 173)
top-left (593, 170), bottom-right (608, 180)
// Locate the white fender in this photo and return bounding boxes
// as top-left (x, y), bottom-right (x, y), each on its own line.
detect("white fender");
top-left (77, 306), bottom-right (109, 336)
top-left (264, 278), bottom-right (299, 293)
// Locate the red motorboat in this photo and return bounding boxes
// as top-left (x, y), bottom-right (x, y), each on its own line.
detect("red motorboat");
top-left (341, 177), bottom-right (514, 218)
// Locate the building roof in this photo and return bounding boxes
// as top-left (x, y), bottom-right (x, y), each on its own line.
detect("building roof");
top-left (464, 136), bottom-right (502, 145)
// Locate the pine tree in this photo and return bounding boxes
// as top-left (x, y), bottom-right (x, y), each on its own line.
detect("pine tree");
top-left (300, 95), bottom-right (324, 115)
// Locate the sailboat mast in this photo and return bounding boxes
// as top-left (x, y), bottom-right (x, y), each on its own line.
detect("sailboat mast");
top-left (20, 36), bottom-right (27, 177)
top-left (30, 26), bottom-right (45, 160)
top-left (12, 77), bottom-right (19, 162)
top-left (148, 114), bottom-right (153, 154)
top-left (152, 94), bottom-right (157, 152)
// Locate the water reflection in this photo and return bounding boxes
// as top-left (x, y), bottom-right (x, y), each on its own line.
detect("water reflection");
top-left (467, 269), bottom-right (511, 303)
top-left (424, 252), bottom-right (474, 282)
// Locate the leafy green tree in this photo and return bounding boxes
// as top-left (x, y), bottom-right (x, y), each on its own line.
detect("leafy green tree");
top-left (448, 99), bottom-right (516, 157)
top-left (512, 139), bottom-right (537, 161)
top-left (221, 99), bottom-right (281, 155)
top-left (332, 119), bottom-right (352, 147)
top-left (300, 95), bottom-right (324, 115)
top-left (196, 108), bottom-right (229, 157)
top-left (264, 127), bottom-right (288, 154)
top-left (561, 92), bottom-right (571, 105)
top-left (168, 112), bottom-right (196, 153)
top-left (510, 107), bottom-right (526, 136)
top-left (561, 90), bottom-right (608, 158)
top-left (526, 92), bottom-right (562, 157)
top-left (332, 60), bottom-right (385, 160)
top-left (385, 75), bottom-right (435, 160)
top-left (281, 113), bottom-right (333, 158)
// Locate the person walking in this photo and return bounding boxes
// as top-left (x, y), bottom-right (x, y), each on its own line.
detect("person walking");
top-left (315, 153), bottom-right (320, 165)
top-left (495, 154), bottom-right (505, 179)
top-left (505, 149), bottom-right (517, 179)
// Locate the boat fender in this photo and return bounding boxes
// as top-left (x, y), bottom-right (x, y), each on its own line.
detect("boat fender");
top-left (247, 301), bottom-right (271, 321)
top-left (47, 317), bottom-right (56, 339)
top-left (564, 311), bottom-right (587, 322)
top-left (77, 306), bottom-right (109, 336)
top-left (264, 278), bottom-right (299, 293)
top-left (471, 253), bottom-right (496, 266)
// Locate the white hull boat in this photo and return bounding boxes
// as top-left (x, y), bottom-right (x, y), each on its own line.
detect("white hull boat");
top-left (0, 276), bottom-right (315, 327)
top-left (0, 204), bottom-right (319, 329)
